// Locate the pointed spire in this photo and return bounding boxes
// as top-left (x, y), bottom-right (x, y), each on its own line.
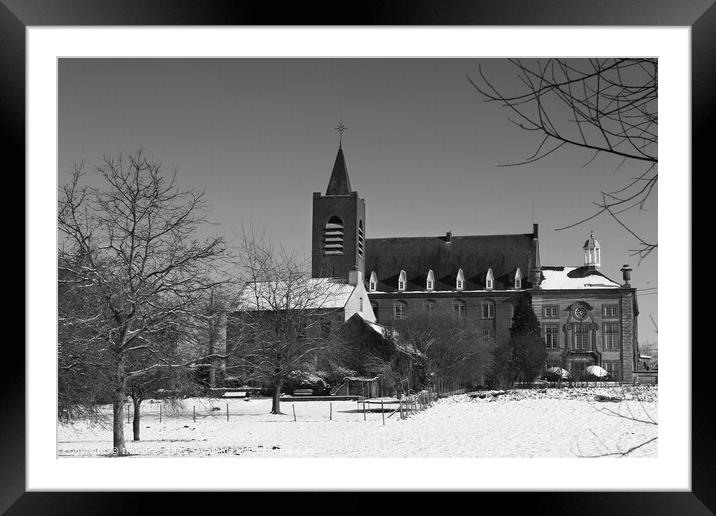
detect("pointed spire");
top-left (326, 146), bottom-right (352, 195)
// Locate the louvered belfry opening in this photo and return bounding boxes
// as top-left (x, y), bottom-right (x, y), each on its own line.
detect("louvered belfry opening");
top-left (323, 216), bottom-right (345, 255)
top-left (358, 220), bottom-right (365, 258)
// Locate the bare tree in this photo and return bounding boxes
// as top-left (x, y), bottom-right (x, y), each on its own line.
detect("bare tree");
top-left (469, 58), bottom-right (657, 261)
top-left (58, 150), bottom-right (228, 455)
top-left (227, 226), bottom-right (339, 414)
top-left (393, 310), bottom-right (496, 389)
top-left (577, 386), bottom-right (658, 457)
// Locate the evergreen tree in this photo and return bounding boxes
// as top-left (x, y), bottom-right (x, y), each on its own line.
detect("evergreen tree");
top-left (509, 294), bottom-right (547, 383)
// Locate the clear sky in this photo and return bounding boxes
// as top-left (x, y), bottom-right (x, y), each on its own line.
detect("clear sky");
top-left (58, 58), bottom-right (657, 342)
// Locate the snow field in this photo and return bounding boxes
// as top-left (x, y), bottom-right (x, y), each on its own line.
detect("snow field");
top-left (58, 387), bottom-right (657, 458)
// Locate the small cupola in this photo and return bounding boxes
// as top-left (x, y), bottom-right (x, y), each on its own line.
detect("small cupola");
top-left (583, 231), bottom-right (601, 269)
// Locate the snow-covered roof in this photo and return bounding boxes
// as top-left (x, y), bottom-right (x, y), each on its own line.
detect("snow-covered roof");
top-left (358, 312), bottom-right (398, 340)
top-left (354, 312), bottom-right (424, 358)
top-left (236, 278), bottom-right (356, 311)
top-left (539, 266), bottom-right (621, 290)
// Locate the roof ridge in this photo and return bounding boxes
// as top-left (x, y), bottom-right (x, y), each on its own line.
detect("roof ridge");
top-left (366, 232), bottom-right (532, 241)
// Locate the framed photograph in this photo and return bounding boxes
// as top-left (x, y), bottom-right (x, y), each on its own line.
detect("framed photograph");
top-left (9, 0), bottom-right (709, 512)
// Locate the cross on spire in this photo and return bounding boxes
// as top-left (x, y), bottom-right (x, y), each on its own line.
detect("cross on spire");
top-left (334, 121), bottom-right (348, 148)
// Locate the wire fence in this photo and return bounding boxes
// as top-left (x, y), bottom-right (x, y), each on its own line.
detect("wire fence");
top-left (108, 387), bottom-right (470, 428)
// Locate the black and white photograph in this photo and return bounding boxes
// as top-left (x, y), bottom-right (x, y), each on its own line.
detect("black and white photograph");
top-left (56, 57), bottom-right (659, 459)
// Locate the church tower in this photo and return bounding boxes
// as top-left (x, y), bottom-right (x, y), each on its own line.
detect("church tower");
top-left (311, 143), bottom-right (366, 279)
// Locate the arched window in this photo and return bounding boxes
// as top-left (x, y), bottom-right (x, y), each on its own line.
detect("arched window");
top-left (358, 220), bottom-right (365, 258)
top-left (482, 300), bottom-right (495, 319)
top-left (426, 269), bottom-right (435, 291)
top-left (486, 268), bottom-right (494, 290)
top-left (393, 300), bottom-right (407, 320)
top-left (398, 270), bottom-right (407, 291)
top-left (323, 216), bottom-right (344, 255)
top-left (369, 271), bottom-right (378, 292)
top-left (514, 268), bottom-right (522, 289)
top-left (453, 299), bottom-right (466, 319)
top-left (456, 268), bottom-right (465, 290)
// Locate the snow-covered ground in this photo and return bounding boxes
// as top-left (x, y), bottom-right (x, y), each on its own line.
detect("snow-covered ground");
top-left (58, 386), bottom-right (657, 458)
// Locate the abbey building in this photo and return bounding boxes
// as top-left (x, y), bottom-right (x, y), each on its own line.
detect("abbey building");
top-left (311, 144), bottom-right (643, 383)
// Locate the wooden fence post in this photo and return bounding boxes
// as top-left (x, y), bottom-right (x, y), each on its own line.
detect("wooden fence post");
top-left (381, 401), bottom-right (385, 425)
top-left (159, 403), bottom-right (162, 423)
top-left (292, 404), bottom-right (297, 422)
top-left (193, 406), bottom-right (196, 423)
top-left (330, 402), bottom-right (332, 421)
top-left (226, 403), bottom-right (229, 422)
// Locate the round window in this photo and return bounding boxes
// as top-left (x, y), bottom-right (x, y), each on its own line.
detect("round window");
top-left (574, 306), bottom-right (587, 320)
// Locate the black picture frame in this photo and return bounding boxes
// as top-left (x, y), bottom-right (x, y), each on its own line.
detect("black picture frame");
top-left (6, 1), bottom-right (710, 513)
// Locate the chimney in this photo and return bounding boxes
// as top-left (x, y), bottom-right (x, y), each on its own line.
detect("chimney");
top-left (533, 223), bottom-right (539, 239)
top-left (348, 265), bottom-right (362, 286)
top-left (446, 230), bottom-right (452, 243)
top-left (620, 264), bottom-right (633, 287)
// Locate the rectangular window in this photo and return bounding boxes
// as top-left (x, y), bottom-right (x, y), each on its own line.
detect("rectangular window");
top-left (544, 324), bottom-right (560, 349)
top-left (398, 281), bottom-right (405, 291)
top-left (453, 303), bottom-right (466, 319)
top-left (604, 361), bottom-right (621, 380)
top-left (603, 322), bottom-right (620, 350)
top-left (393, 303), bottom-right (406, 320)
top-left (482, 303), bottom-right (495, 319)
top-left (481, 328), bottom-right (494, 338)
top-left (574, 323), bottom-right (590, 350)
top-left (543, 305), bottom-right (559, 319)
top-left (603, 304), bottom-right (619, 318)
top-left (369, 281), bottom-right (376, 292)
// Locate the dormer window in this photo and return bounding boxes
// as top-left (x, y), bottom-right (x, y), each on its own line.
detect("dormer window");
top-left (456, 268), bottom-right (465, 290)
top-left (514, 268), bottom-right (522, 290)
top-left (398, 270), bottom-right (407, 291)
top-left (369, 271), bottom-right (378, 292)
top-left (486, 268), bottom-right (494, 290)
top-left (426, 269), bottom-right (435, 291)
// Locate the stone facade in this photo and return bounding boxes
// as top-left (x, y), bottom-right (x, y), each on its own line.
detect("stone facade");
top-left (368, 291), bottom-right (523, 345)
top-left (532, 288), bottom-right (638, 382)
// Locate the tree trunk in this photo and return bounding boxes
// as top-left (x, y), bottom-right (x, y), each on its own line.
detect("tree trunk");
top-left (271, 379), bottom-right (283, 414)
top-left (132, 397), bottom-right (142, 441)
top-left (112, 387), bottom-right (128, 456)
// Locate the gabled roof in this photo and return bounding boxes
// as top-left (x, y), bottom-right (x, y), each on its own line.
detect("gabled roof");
top-left (325, 147), bottom-right (352, 195)
top-left (235, 278), bottom-right (355, 311)
top-left (365, 232), bottom-right (537, 292)
top-left (539, 266), bottom-right (622, 290)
